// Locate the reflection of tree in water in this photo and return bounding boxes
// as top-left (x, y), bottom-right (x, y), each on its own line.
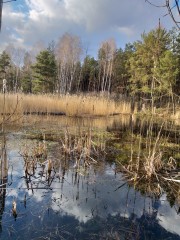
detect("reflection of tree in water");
top-left (0, 135), bottom-right (8, 232)
top-left (110, 116), bottom-right (180, 210)
top-left (163, 181), bottom-right (180, 211)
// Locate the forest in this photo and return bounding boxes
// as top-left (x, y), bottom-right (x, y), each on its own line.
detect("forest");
top-left (0, 26), bottom-right (180, 115)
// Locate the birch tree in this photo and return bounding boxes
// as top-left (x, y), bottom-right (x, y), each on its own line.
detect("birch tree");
top-left (5, 44), bottom-right (25, 92)
top-left (55, 33), bottom-right (82, 94)
top-left (98, 38), bottom-right (116, 93)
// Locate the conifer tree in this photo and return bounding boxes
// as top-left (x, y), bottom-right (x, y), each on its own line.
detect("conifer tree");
top-left (129, 27), bottom-right (175, 112)
top-left (21, 52), bottom-right (33, 93)
top-left (32, 49), bottom-right (57, 93)
top-left (0, 51), bottom-right (11, 90)
top-left (81, 56), bottom-right (98, 92)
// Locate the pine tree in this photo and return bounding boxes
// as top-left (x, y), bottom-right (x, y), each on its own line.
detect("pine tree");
top-left (170, 29), bottom-right (180, 95)
top-left (129, 27), bottom-right (173, 112)
top-left (81, 56), bottom-right (98, 92)
top-left (0, 51), bottom-right (11, 90)
top-left (112, 44), bottom-right (134, 95)
top-left (32, 49), bottom-right (57, 93)
top-left (21, 52), bottom-right (33, 93)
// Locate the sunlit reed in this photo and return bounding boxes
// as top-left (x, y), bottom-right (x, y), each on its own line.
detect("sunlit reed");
top-left (0, 93), bottom-right (132, 117)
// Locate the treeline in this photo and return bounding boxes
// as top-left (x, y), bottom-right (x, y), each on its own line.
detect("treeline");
top-left (0, 27), bottom-right (180, 108)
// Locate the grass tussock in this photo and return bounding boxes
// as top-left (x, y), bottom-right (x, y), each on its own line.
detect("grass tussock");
top-left (19, 128), bottom-right (107, 186)
top-left (115, 119), bottom-right (180, 196)
top-left (0, 93), bottom-right (132, 117)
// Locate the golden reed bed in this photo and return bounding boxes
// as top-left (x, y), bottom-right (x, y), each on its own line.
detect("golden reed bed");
top-left (0, 93), bottom-right (133, 117)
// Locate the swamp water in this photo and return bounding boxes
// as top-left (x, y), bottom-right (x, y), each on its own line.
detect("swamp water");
top-left (0, 115), bottom-right (179, 240)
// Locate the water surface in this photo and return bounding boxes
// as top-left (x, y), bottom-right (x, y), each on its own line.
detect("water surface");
top-left (0, 115), bottom-right (179, 239)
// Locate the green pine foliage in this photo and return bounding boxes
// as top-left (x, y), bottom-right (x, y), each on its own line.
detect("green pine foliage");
top-left (21, 52), bottom-right (33, 93)
top-left (0, 51), bottom-right (11, 90)
top-left (0, 51), bottom-right (10, 74)
top-left (32, 49), bottom-right (57, 93)
top-left (128, 27), bottom-right (178, 111)
top-left (81, 56), bottom-right (98, 91)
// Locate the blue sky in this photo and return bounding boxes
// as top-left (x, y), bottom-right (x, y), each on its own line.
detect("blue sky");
top-left (0, 0), bottom-right (175, 58)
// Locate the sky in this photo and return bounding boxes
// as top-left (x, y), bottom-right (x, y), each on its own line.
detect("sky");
top-left (0, 0), bottom-right (176, 58)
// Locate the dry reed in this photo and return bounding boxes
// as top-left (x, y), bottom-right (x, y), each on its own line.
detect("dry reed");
top-left (171, 109), bottom-right (180, 125)
top-left (59, 127), bottom-right (108, 170)
top-left (19, 127), bottom-right (107, 184)
top-left (0, 93), bottom-right (132, 117)
top-left (116, 118), bottom-right (179, 196)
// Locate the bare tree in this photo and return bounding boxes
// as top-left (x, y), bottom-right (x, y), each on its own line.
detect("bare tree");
top-left (55, 33), bottom-right (82, 94)
top-left (146, 0), bottom-right (180, 30)
top-left (5, 43), bottom-right (25, 92)
top-left (29, 40), bottom-right (46, 63)
top-left (98, 38), bottom-right (116, 93)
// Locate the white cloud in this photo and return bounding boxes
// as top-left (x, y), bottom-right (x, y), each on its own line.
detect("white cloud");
top-left (157, 195), bottom-right (180, 237)
top-left (117, 26), bottom-right (135, 36)
top-left (0, 0), bottom-right (174, 55)
top-left (43, 168), bottom-right (153, 223)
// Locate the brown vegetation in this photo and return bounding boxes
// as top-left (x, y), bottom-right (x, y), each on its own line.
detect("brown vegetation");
top-left (115, 118), bottom-right (180, 196)
top-left (0, 93), bottom-right (132, 117)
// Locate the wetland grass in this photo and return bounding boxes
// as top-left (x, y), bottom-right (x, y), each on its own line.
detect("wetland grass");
top-left (19, 127), bottom-right (107, 187)
top-left (0, 93), bottom-right (23, 128)
top-left (115, 118), bottom-right (180, 196)
top-left (0, 93), bottom-right (132, 117)
top-left (60, 128), bottom-right (99, 168)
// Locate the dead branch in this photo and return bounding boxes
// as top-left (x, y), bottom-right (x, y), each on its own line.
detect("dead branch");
top-left (146, 0), bottom-right (180, 30)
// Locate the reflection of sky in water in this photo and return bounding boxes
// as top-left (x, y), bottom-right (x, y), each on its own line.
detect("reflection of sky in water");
top-left (0, 134), bottom-right (179, 239)
top-left (157, 195), bottom-right (180, 236)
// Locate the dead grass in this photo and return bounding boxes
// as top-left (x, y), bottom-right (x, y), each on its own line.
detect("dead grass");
top-left (0, 93), bottom-right (23, 114)
top-left (171, 110), bottom-right (180, 125)
top-left (0, 93), bottom-right (132, 117)
top-left (0, 93), bottom-right (24, 126)
top-left (115, 118), bottom-right (179, 196)
top-left (19, 127), bottom-right (107, 184)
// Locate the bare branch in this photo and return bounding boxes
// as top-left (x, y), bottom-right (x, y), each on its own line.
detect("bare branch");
top-left (175, 0), bottom-right (180, 15)
top-left (145, 0), bottom-right (166, 8)
top-left (146, 0), bottom-right (180, 30)
top-left (3, 0), bottom-right (16, 3)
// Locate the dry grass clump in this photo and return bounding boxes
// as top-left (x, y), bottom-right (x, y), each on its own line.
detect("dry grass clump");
top-left (20, 138), bottom-right (55, 186)
top-left (59, 128), bottom-right (100, 170)
top-left (116, 120), bottom-right (179, 196)
top-left (171, 110), bottom-right (180, 125)
top-left (0, 93), bottom-right (23, 126)
top-left (0, 93), bottom-right (132, 117)
top-left (0, 93), bottom-right (23, 114)
top-left (19, 128), bottom-right (107, 187)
